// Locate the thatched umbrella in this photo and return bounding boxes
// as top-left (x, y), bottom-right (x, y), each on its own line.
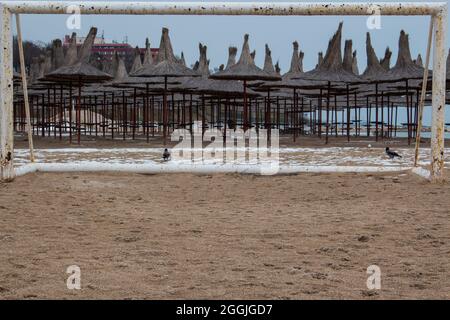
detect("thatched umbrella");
top-left (225, 47), bottom-right (237, 70)
top-left (275, 61), bottom-right (281, 75)
top-left (352, 50), bottom-right (359, 75)
top-left (179, 52), bottom-right (186, 67)
top-left (301, 23), bottom-right (363, 84)
top-left (380, 47), bottom-right (392, 71)
top-left (259, 44), bottom-right (279, 134)
top-left (210, 34), bottom-right (280, 131)
top-left (384, 30), bottom-right (427, 82)
top-left (294, 23), bottom-right (364, 142)
top-left (361, 32), bottom-right (390, 140)
top-left (342, 40), bottom-right (359, 75)
top-left (362, 33), bottom-right (388, 82)
top-left (342, 40), bottom-right (354, 74)
top-left (130, 27), bottom-right (199, 144)
top-left (256, 42), bottom-right (325, 140)
top-left (44, 27), bottom-right (112, 144)
top-left (51, 39), bottom-right (65, 71)
top-left (282, 41), bottom-right (304, 80)
top-left (45, 28), bottom-right (111, 83)
top-left (177, 43), bottom-right (212, 132)
top-left (315, 52), bottom-right (324, 69)
top-left (180, 43), bottom-right (259, 135)
top-left (414, 54), bottom-right (423, 67)
top-left (193, 43), bottom-right (210, 76)
top-left (64, 32), bottom-right (78, 66)
top-left (178, 43), bottom-right (210, 89)
top-left (143, 38), bottom-right (153, 66)
top-left (383, 30), bottom-right (430, 144)
top-left (130, 46), bottom-right (143, 74)
top-left (263, 44), bottom-right (276, 75)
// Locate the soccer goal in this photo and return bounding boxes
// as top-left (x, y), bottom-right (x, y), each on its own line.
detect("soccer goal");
top-left (0, 1), bottom-right (447, 182)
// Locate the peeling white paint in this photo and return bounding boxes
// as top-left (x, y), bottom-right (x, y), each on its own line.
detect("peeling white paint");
top-left (1, 1), bottom-right (446, 16)
top-left (0, 5), bottom-right (13, 181)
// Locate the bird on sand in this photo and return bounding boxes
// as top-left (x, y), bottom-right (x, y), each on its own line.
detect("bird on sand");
top-left (385, 147), bottom-right (402, 159)
top-left (163, 148), bottom-right (171, 161)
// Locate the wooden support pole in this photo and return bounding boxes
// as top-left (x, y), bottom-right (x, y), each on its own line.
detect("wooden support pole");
top-left (15, 14), bottom-right (35, 162)
top-left (414, 17), bottom-right (433, 167)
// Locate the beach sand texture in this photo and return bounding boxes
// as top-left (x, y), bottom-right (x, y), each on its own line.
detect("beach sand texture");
top-left (1, 171), bottom-right (449, 299)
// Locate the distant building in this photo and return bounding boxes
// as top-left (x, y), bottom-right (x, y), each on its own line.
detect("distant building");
top-left (63, 34), bottom-right (158, 62)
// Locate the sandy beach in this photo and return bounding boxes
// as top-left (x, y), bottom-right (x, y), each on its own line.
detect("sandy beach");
top-left (1, 170), bottom-right (449, 299)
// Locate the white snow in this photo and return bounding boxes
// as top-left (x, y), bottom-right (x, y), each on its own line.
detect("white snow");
top-left (12, 147), bottom-right (449, 177)
top-left (411, 166), bottom-right (431, 180)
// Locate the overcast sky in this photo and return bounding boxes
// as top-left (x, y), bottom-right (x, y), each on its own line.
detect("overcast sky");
top-left (14, 0), bottom-right (449, 72)
top-left (13, 0), bottom-right (450, 124)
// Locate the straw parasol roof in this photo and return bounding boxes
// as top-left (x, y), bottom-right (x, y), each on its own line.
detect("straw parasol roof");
top-left (414, 54), bottom-right (423, 67)
top-left (352, 50), bottom-right (359, 75)
top-left (209, 34), bottom-right (280, 81)
top-left (131, 28), bottom-right (198, 78)
top-left (342, 40), bottom-right (354, 74)
top-left (315, 52), bottom-right (323, 69)
top-left (193, 43), bottom-right (210, 76)
top-left (179, 52), bottom-right (186, 67)
top-left (191, 79), bottom-right (261, 98)
top-left (178, 44), bottom-right (260, 97)
top-left (282, 41), bottom-right (304, 80)
top-left (180, 42), bottom-right (212, 90)
top-left (263, 44), bottom-right (276, 75)
top-left (51, 39), bottom-right (65, 71)
top-left (44, 60), bottom-right (113, 83)
top-left (64, 32), bottom-right (78, 66)
top-left (380, 47), bottom-right (392, 71)
top-left (275, 61), bottom-right (281, 75)
top-left (361, 32), bottom-right (388, 83)
top-left (383, 30), bottom-right (428, 81)
top-left (143, 38), bottom-right (153, 66)
top-left (258, 77), bottom-right (327, 90)
top-left (110, 52), bottom-right (129, 83)
top-left (44, 27), bottom-right (112, 83)
top-left (78, 27), bottom-right (96, 63)
top-left (83, 52), bottom-right (135, 94)
top-left (130, 47), bottom-right (143, 74)
top-left (225, 47), bottom-right (237, 70)
top-left (297, 23), bottom-right (363, 84)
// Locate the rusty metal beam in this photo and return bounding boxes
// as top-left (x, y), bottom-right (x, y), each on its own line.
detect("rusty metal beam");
top-left (1, 1), bottom-right (446, 16)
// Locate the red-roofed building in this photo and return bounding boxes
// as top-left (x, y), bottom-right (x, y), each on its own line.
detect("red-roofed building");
top-left (63, 34), bottom-right (158, 62)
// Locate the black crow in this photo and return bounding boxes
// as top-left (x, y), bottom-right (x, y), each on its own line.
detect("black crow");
top-left (163, 148), bottom-right (171, 161)
top-left (385, 147), bottom-right (401, 159)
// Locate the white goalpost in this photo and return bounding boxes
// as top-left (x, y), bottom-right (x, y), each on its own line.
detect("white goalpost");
top-left (0, 1), bottom-right (447, 182)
